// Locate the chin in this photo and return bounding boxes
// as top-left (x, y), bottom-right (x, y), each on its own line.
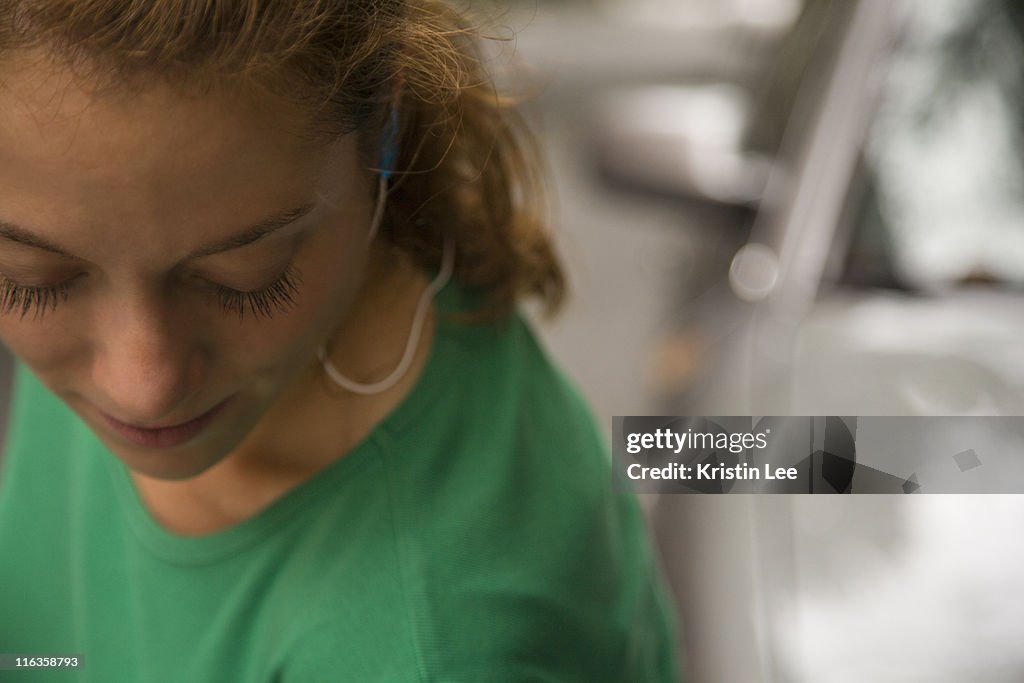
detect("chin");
top-left (85, 409), bottom-right (249, 481)
top-left (105, 438), bottom-right (231, 482)
top-left (76, 393), bottom-right (259, 481)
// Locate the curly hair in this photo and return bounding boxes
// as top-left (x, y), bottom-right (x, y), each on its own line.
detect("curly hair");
top-left (0, 0), bottom-right (566, 320)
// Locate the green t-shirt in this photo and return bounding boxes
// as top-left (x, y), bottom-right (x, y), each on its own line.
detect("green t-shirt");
top-left (0, 283), bottom-right (681, 682)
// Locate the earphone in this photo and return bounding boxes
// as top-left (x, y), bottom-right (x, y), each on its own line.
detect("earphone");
top-left (318, 106), bottom-right (456, 395)
top-left (379, 105), bottom-right (401, 181)
top-left (365, 106), bottom-right (400, 245)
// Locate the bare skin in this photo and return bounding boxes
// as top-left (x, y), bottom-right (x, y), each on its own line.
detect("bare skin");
top-left (0, 52), bottom-right (435, 535)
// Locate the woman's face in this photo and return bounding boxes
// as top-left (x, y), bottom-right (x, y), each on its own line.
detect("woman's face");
top-left (0, 53), bottom-right (377, 480)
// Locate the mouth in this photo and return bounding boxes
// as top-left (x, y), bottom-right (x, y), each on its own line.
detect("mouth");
top-left (100, 398), bottom-right (231, 450)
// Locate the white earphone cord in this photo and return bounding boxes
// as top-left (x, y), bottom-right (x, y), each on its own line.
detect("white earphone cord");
top-left (317, 175), bottom-right (455, 395)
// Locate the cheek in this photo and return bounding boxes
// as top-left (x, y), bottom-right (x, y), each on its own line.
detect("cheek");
top-left (218, 241), bottom-right (367, 370)
top-left (0, 314), bottom-right (95, 410)
top-left (0, 314), bottom-right (84, 373)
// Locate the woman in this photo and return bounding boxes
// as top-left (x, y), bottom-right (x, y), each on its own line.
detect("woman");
top-left (0, 1), bottom-right (681, 680)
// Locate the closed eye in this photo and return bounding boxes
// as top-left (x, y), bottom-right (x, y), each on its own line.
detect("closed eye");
top-left (0, 264), bottom-right (303, 321)
top-left (0, 275), bottom-right (75, 319)
top-left (210, 264), bottom-right (303, 320)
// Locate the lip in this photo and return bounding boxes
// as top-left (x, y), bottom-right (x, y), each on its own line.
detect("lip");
top-left (100, 398), bottom-right (231, 450)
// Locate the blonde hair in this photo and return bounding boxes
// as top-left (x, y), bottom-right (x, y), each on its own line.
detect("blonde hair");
top-left (0, 0), bottom-right (566, 320)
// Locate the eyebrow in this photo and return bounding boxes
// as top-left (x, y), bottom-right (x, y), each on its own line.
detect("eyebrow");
top-left (0, 203), bottom-right (317, 261)
top-left (187, 204), bottom-right (317, 259)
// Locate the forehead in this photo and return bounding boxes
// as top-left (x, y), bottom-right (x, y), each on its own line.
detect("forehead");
top-left (0, 51), bottom-right (349, 260)
top-left (0, 51), bottom-right (321, 182)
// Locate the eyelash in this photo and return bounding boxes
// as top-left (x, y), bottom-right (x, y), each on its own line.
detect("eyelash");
top-left (213, 265), bottom-right (303, 321)
top-left (0, 278), bottom-right (72, 319)
top-left (0, 265), bottom-right (303, 321)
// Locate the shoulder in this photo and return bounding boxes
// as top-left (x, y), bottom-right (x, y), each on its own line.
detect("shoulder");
top-left (364, 293), bottom-right (680, 682)
top-left (385, 299), bottom-right (611, 518)
top-left (421, 290), bottom-right (607, 457)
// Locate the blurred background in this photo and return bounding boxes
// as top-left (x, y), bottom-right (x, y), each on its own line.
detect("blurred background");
top-left (3, 0), bottom-right (1024, 680)
top-left (493, 0), bottom-right (1024, 681)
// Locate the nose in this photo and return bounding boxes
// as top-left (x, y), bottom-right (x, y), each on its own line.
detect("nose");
top-left (90, 289), bottom-right (208, 425)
